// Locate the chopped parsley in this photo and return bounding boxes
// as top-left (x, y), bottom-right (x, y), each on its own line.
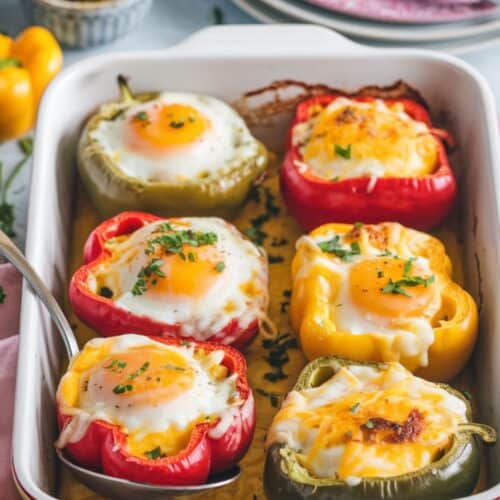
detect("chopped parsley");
top-left (98, 286), bottom-right (114, 298)
top-left (180, 340), bottom-right (192, 347)
top-left (268, 254), bottom-right (284, 264)
top-left (378, 249), bottom-right (394, 257)
top-left (335, 144), bottom-right (351, 159)
top-left (317, 235), bottom-right (361, 261)
top-left (169, 119), bottom-right (185, 128)
top-left (363, 419), bottom-right (375, 430)
top-left (113, 383), bottom-right (133, 394)
top-left (128, 361), bottom-right (150, 380)
top-left (381, 258), bottom-right (435, 297)
top-left (0, 285), bottom-right (6, 304)
top-left (280, 289), bottom-right (291, 314)
top-left (164, 363), bottom-right (186, 372)
top-left (377, 270), bottom-right (384, 278)
top-left (132, 258), bottom-right (166, 296)
top-left (188, 251), bottom-right (196, 262)
top-left (145, 446), bottom-right (163, 460)
top-left (330, 176), bottom-right (340, 182)
top-left (145, 225), bottom-right (217, 256)
top-left (255, 388), bottom-right (282, 408)
top-left (214, 261), bottom-right (225, 273)
top-left (244, 187), bottom-right (279, 246)
top-left (104, 359), bottom-right (127, 370)
top-left (354, 222), bottom-right (364, 229)
top-left (262, 332), bottom-right (298, 382)
top-left (134, 111), bottom-right (149, 122)
top-left (349, 402), bottom-right (361, 413)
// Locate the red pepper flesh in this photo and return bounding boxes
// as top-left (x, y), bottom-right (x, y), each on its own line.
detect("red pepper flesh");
top-left (57, 336), bottom-right (256, 485)
top-left (69, 211), bottom-right (261, 350)
top-left (281, 94), bottom-right (457, 232)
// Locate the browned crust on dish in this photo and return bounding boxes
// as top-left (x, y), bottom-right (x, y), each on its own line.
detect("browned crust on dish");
top-left (234, 79), bottom-right (428, 127)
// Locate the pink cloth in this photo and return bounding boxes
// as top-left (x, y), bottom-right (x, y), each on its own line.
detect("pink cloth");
top-left (0, 263), bottom-right (22, 499)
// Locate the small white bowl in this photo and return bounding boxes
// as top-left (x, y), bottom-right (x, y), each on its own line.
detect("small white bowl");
top-left (21, 0), bottom-right (153, 48)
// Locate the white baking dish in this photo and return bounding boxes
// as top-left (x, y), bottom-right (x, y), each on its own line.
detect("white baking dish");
top-left (12, 25), bottom-right (500, 499)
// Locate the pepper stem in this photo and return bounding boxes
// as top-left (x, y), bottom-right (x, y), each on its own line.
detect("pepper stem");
top-left (117, 74), bottom-right (135, 104)
top-left (458, 423), bottom-right (497, 443)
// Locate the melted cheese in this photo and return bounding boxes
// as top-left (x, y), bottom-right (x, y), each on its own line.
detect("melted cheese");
top-left (292, 98), bottom-right (438, 180)
top-left (56, 335), bottom-right (240, 459)
top-left (267, 362), bottom-right (467, 480)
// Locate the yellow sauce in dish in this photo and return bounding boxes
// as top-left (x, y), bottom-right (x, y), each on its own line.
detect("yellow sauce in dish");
top-left (59, 158), bottom-right (484, 500)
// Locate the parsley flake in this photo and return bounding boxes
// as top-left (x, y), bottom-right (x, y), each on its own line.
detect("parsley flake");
top-left (145, 446), bottom-right (163, 460)
top-left (98, 286), bottom-right (114, 298)
top-left (113, 383), bottom-right (133, 394)
top-left (350, 402), bottom-right (361, 413)
top-left (214, 261), bottom-right (225, 273)
top-left (318, 235), bottom-right (361, 261)
top-left (335, 144), bottom-right (351, 159)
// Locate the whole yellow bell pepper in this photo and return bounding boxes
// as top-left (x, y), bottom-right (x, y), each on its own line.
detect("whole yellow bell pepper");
top-left (290, 222), bottom-right (478, 382)
top-left (0, 26), bottom-right (62, 141)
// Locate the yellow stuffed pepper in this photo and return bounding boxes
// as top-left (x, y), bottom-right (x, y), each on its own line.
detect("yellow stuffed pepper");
top-left (290, 222), bottom-right (477, 381)
top-left (0, 26), bottom-right (62, 141)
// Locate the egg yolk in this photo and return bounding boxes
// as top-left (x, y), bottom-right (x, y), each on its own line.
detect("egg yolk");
top-left (148, 244), bottom-right (225, 298)
top-left (349, 258), bottom-right (436, 318)
top-left (90, 346), bottom-right (195, 406)
top-left (127, 103), bottom-right (209, 154)
top-left (302, 101), bottom-right (438, 177)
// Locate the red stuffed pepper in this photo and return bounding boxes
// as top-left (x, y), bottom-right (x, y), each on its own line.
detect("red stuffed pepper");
top-left (69, 211), bottom-right (269, 350)
top-left (55, 334), bottom-right (255, 485)
top-left (281, 91), bottom-right (456, 231)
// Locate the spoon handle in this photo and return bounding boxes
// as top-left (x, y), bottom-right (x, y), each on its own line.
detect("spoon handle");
top-left (0, 230), bottom-right (79, 358)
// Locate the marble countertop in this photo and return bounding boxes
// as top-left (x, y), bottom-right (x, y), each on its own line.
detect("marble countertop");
top-left (0, 0), bottom-right (498, 248)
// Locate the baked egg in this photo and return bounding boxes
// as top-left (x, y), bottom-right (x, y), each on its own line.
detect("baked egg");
top-left (292, 97), bottom-right (439, 180)
top-left (88, 217), bottom-right (268, 341)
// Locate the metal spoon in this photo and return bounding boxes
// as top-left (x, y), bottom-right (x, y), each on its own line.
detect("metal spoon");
top-left (0, 230), bottom-right (240, 498)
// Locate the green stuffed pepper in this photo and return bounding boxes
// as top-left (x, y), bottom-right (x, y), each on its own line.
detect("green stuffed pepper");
top-left (264, 356), bottom-right (496, 500)
top-left (78, 76), bottom-right (268, 218)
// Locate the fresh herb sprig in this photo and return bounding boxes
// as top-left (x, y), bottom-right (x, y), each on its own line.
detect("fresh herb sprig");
top-left (0, 137), bottom-right (33, 237)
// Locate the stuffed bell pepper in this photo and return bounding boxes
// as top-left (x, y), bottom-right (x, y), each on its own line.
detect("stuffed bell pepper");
top-left (290, 222), bottom-right (477, 381)
top-left (69, 211), bottom-right (269, 350)
top-left (77, 76), bottom-right (268, 218)
top-left (281, 84), bottom-right (456, 231)
top-left (264, 356), bottom-right (496, 500)
top-left (0, 26), bottom-right (62, 141)
top-left (56, 334), bottom-right (255, 485)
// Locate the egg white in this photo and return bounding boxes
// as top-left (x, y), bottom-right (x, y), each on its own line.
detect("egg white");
top-left (91, 92), bottom-right (264, 183)
top-left (57, 334), bottom-right (239, 446)
top-left (89, 217), bottom-right (268, 340)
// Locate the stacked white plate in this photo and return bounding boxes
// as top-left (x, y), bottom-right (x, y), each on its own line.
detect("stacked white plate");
top-left (232, 0), bottom-right (500, 54)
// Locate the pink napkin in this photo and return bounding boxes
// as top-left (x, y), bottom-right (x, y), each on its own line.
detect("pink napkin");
top-left (0, 263), bottom-right (22, 499)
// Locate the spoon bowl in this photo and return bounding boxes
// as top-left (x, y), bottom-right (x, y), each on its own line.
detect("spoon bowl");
top-left (0, 229), bottom-right (242, 496)
top-left (56, 449), bottom-right (240, 499)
